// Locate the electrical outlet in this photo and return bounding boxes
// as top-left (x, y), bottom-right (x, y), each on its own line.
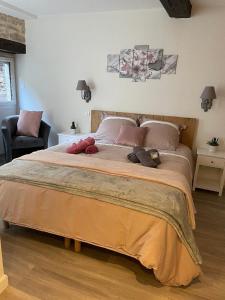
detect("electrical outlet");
top-left (84, 111), bottom-right (91, 117)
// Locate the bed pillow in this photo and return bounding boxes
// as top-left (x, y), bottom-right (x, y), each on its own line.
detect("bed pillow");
top-left (140, 119), bottom-right (180, 150)
top-left (16, 110), bottom-right (43, 138)
top-left (115, 125), bottom-right (147, 147)
top-left (95, 116), bottom-right (137, 144)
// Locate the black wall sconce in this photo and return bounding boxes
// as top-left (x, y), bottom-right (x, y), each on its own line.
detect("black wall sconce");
top-left (200, 86), bottom-right (216, 112)
top-left (76, 80), bottom-right (91, 103)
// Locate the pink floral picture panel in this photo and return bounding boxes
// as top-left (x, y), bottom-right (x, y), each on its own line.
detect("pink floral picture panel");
top-left (119, 49), bottom-right (133, 78)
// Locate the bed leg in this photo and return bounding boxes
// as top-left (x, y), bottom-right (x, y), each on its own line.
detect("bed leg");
top-left (74, 240), bottom-right (81, 253)
top-left (3, 221), bottom-right (9, 229)
top-left (64, 238), bottom-right (71, 249)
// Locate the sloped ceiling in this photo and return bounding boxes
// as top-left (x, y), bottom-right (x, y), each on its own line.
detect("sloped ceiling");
top-left (0, 0), bottom-right (224, 19)
top-left (0, 0), bottom-right (160, 18)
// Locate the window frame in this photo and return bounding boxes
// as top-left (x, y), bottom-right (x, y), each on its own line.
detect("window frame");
top-left (0, 53), bottom-right (16, 107)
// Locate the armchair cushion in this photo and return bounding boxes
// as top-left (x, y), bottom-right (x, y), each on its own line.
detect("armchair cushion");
top-left (17, 110), bottom-right (43, 138)
top-left (12, 136), bottom-right (45, 149)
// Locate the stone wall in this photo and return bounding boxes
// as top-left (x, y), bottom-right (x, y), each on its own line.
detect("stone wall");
top-left (0, 12), bottom-right (25, 44)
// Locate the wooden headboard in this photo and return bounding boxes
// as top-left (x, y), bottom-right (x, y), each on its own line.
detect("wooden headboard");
top-left (91, 110), bottom-right (198, 149)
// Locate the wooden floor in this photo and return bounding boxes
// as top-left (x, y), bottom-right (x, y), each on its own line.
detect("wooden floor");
top-left (0, 190), bottom-right (225, 300)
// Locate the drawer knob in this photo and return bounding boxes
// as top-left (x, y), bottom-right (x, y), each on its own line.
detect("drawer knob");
top-left (211, 161), bottom-right (214, 164)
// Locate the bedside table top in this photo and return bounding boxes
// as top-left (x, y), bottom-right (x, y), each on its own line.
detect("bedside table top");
top-left (197, 148), bottom-right (225, 159)
top-left (58, 131), bottom-right (83, 136)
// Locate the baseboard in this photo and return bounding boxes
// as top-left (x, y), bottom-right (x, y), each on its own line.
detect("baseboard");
top-left (0, 274), bottom-right (8, 294)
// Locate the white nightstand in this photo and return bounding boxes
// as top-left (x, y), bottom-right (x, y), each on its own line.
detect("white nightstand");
top-left (193, 148), bottom-right (225, 196)
top-left (57, 132), bottom-right (91, 145)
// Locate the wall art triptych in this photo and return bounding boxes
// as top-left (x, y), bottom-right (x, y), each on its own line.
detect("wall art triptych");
top-left (107, 45), bottom-right (178, 82)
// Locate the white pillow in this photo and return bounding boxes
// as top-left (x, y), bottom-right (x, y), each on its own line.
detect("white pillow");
top-left (95, 116), bottom-right (137, 144)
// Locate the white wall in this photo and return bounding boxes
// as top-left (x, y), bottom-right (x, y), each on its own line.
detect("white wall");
top-left (16, 5), bottom-right (225, 149)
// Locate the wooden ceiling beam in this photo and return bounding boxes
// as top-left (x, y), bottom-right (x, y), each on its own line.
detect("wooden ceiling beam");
top-left (160, 0), bottom-right (192, 18)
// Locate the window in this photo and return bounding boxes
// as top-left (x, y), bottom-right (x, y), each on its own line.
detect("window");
top-left (0, 55), bottom-right (16, 104)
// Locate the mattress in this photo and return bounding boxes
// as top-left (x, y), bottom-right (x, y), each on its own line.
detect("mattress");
top-left (50, 142), bottom-right (194, 186)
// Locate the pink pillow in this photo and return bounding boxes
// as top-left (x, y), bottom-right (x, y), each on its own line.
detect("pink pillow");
top-left (17, 110), bottom-right (43, 138)
top-left (115, 125), bottom-right (147, 147)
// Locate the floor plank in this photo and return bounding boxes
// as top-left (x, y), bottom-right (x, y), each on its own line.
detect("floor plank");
top-left (0, 190), bottom-right (225, 300)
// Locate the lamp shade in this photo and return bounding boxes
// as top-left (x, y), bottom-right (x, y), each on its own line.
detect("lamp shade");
top-left (200, 86), bottom-right (216, 100)
top-left (76, 80), bottom-right (88, 91)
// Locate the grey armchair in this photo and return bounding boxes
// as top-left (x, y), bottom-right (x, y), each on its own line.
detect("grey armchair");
top-left (1, 115), bottom-right (51, 163)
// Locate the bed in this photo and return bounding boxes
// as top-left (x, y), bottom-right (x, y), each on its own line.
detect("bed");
top-left (0, 110), bottom-right (201, 286)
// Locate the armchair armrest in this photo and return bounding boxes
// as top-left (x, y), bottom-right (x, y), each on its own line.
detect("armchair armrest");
top-left (1, 116), bottom-right (19, 162)
top-left (1, 116), bottom-right (18, 143)
top-left (1, 126), bottom-right (12, 162)
top-left (39, 121), bottom-right (51, 148)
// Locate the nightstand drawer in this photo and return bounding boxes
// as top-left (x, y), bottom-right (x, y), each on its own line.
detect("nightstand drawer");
top-left (198, 155), bottom-right (225, 169)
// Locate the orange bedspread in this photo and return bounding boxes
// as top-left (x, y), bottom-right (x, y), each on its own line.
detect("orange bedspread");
top-left (0, 150), bottom-right (201, 286)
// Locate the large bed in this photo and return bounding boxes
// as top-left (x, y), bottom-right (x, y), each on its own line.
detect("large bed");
top-left (0, 110), bottom-right (201, 287)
